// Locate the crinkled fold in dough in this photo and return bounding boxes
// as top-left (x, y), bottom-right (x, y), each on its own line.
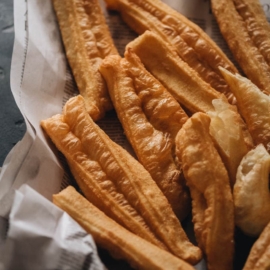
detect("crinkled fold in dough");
top-left (127, 31), bottom-right (224, 113)
top-left (211, 0), bottom-right (270, 95)
top-left (53, 186), bottom-right (195, 270)
top-left (207, 99), bottom-right (250, 186)
top-left (243, 220), bottom-right (270, 270)
top-left (100, 49), bottom-right (190, 220)
top-left (105, 0), bottom-right (238, 103)
top-left (175, 112), bottom-right (234, 270)
top-left (52, 0), bottom-right (118, 120)
top-left (234, 144), bottom-right (270, 237)
top-left (41, 95), bottom-right (202, 264)
top-left (220, 67), bottom-right (270, 152)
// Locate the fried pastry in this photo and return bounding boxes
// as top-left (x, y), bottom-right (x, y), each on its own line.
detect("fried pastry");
top-left (233, 144), bottom-right (270, 237)
top-left (175, 112), bottom-right (234, 270)
top-left (52, 0), bottom-right (118, 120)
top-left (220, 67), bottom-right (270, 152)
top-left (53, 186), bottom-right (195, 270)
top-left (41, 95), bottom-right (202, 264)
top-left (42, 113), bottom-right (167, 251)
top-left (126, 31), bottom-right (224, 113)
top-left (99, 48), bottom-right (190, 220)
top-left (207, 99), bottom-right (250, 186)
top-left (105, 0), bottom-right (238, 103)
top-left (243, 220), bottom-right (270, 270)
top-left (211, 0), bottom-right (270, 95)
top-left (233, 0), bottom-right (270, 67)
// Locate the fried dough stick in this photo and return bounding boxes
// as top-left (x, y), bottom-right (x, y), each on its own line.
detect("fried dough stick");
top-left (53, 186), bottom-right (195, 270)
top-left (42, 114), bottom-right (165, 250)
top-left (41, 95), bottom-right (202, 264)
top-left (175, 112), bottom-right (234, 270)
top-left (52, 0), bottom-right (118, 120)
top-left (233, 0), bottom-right (270, 66)
top-left (211, 0), bottom-right (270, 95)
top-left (127, 32), bottom-right (253, 153)
top-left (105, 0), bottom-right (238, 103)
top-left (127, 31), bottom-right (224, 114)
top-left (100, 49), bottom-right (190, 220)
top-left (243, 220), bottom-right (270, 270)
top-left (220, 67), bottom-right (270, 152)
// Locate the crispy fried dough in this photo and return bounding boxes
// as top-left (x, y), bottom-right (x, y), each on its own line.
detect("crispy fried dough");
top-left (243, 220), bottom-right (270, 270)
top-left (126, 31), bottom-right (224, 113)
top-left (175, 112), bottom-right (234, 270)
top-left (105, 0), bottom-right (238, 103)
top-left (207, 99), bottom-right (250, 186)
top-left (233, 0), bottom-right (270, 67)
top-left (53, 186), bottom-right (195, 270)
top-left (220, 67), bottom-right (270, 152)
top-left (41, 95), bottom-right (202, 264)
top-left (211, 0), bottom-right (270, 95)
top-left (52, 0), bottom-right (118, 120)
top-left (234, 144), bottom-right (270, 237)
top-left (41, 113), bottom-right (165, 250)
top-left (99, 49), bottom-right (190, 220)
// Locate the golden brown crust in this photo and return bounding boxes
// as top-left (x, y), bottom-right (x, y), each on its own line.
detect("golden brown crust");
top-left (41, 95), bottom-right (202, 264)
top-left (100, 49), bottom-right (190, 220)
top-left (127, 31), bottom-right (224, 113)
top-left (220, 67), bottom-right (270, 151)
top-left (233, 0), bottom-right (270, 67)
top-left (211, 0), bottom-right (270, 95)
top-left (175, 112), bottom-right (234, 270)
top-left (105, 0), bottom-right (238, 103)
top-left (52, 0), bottom-right (118, 120)
top-left (41, 113), bottom-right (165, 249)
top-left (243, 221), bottom-right (270, 270)
top-left (53, 186), bottom-right (196, 270)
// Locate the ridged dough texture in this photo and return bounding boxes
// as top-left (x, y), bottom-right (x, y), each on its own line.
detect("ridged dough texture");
top-left (126, 31), bottom-right (253, 163)
top-left (100, 48), bottom-right (190, 221)
top-left (176, 112), bottom-right (234, 270)
top-left (41, 95), bottom-right (202, 264)
top-left (105, 0), bottom-right (238, 103)
top-left (127, 31), bottom-right (224, 114)
top-left (243, 220), bottom-right (270, 270)
top-left (52, 0), bottom-right (118, 120)
top-left (211, 0), bottom-right (270, 95)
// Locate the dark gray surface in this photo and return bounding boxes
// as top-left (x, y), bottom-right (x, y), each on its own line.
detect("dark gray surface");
top-left (0, 0), bottom-right (26, 166)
